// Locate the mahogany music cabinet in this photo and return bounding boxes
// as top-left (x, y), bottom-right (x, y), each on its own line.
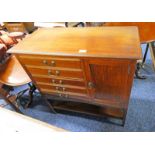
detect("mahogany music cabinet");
top-left (8, 27), bottom-right (142, 125)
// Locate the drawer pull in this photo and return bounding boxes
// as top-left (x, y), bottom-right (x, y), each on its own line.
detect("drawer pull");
top-left (58, 94), bottom-right (62, 97)
top-left (43, 60), bottom-right (48, 65)
top-left (56, 87), bottom-right (59, 90)
top-left (48, 70), bottom-right (52, 75)
top-left (52, 79), bottom-right (55, 83)
top-left (62, 87), bottom-right (66, 91)
top-left (59, 80), bottom-right (63, 84)
top-left (55, 70), bottom-right (60, 76)
top-left (51, 60), bottom-right (56, 66)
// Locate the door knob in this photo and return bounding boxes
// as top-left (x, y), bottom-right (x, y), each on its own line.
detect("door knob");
top-left (88, 82), bottom-right (95, 89)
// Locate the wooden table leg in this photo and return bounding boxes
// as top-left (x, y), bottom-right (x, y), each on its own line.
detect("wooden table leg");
top-left (41, 95), bottom-right (57, 114)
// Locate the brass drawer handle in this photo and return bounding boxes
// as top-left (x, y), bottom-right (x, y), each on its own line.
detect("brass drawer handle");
top-left (59, 80), bottom-right (63, 84)
top-left (55, 70), bottom-right (60, 76)
top-left (52, 79), bottom-right (55, 83)
top-left (48, 70), bottom-right (52, 75)
top-left (56, 86), bottom-right (59, 90)
top-left (43, 60), bottom-right (48, 65)
top-left (62, 87), bottom-right (66, 91)
top-left (51, 60), bottom-right (56, 66)
top-left (88, 82), bottom-right (95, 89)
top-left (58, 94), bottom-right (62, 97)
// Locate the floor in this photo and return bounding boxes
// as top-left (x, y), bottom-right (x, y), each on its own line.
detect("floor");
top-left (0, 44), bottom-right (155, 132)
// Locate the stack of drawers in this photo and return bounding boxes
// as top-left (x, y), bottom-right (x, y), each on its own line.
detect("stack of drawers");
top-left (18, 55), bottom-right (88, 101)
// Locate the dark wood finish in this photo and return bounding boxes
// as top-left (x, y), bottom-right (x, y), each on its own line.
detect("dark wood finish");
top-left (52, 101), bottom-right (124, 119)
top-left (8, 27), bottom-right (142, 125)
top-left (0, 43), bottom-right (6, 52)
top-left (0, 44), bottom-right (7, 63)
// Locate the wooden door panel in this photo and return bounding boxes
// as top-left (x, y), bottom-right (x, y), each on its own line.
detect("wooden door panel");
top-left (87, 60), bottom-right (129, 107)
top-left (90, 64), bottom-right (126, 100)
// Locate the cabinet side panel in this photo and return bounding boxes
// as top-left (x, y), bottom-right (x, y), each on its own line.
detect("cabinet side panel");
top-left (122, 60), bottom-right (137, 109)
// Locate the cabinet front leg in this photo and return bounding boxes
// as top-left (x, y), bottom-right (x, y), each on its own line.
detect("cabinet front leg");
top-left (42, 95), bottom-right (57, 114)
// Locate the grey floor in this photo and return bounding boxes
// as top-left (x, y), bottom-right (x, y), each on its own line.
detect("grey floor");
top-left (1, 44), bottom-right (155, 132)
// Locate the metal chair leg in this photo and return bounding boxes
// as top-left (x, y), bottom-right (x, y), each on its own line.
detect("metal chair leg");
top-left (24, 83), bottom-right (36, 109)
top-left (142, 43), bottom-right (149, 67)
top-left (65, 22), bottom-right (85, 27)
top-left (149, 42), bottom-right (155, 70)
top-left (135, 62), bottom-right (147, 79)
top-left (135, 43), bottom-right (149, 79)
top-left (8, 83), bottom-right (36, 109)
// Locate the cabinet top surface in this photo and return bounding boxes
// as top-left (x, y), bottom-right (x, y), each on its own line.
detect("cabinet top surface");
top-left (8, 27), bottom-right (142, 59)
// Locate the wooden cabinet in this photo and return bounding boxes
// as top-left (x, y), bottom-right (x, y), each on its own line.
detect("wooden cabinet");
top-left (8, 27), bottom-right (142, 125)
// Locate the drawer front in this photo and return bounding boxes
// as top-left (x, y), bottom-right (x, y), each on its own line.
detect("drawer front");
top-left (19, 55), bottom-right (81, 69)
top-left (37, 83), bottom-right (87, 94)
top-left (32, 76), bottom-right (85, 87)
top-left (44, 92), bottom-right (89, 103)
top-left (26, 67), bottom-right (84, 79)
top-left (41, 88), bottom-right (88, 99)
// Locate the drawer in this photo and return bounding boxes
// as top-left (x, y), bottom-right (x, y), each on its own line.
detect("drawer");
top-left (37, 83), bottom-right (87, 94)
top-left (33, 76), bottom-right (85, 87)
top-left (41, 88), bottom-right (88, 99)
top-left (19, 55), bottom-right (82, 69)
top-left (27, 67), bottom-right (84, 79)
top-left (44, 92), bottom-right (89, 103)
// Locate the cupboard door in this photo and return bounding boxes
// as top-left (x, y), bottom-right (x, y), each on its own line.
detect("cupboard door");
top-left (85, 59), bottom-right (131, 108)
